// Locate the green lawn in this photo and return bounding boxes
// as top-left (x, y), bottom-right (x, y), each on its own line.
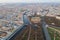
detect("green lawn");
top-left (47, 27), bottom-right (60, 40)
top-left (52, 27), bottom-right (60, 30)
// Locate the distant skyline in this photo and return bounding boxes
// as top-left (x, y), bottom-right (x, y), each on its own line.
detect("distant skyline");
top-left (0, 0), bottom-right (60, 3)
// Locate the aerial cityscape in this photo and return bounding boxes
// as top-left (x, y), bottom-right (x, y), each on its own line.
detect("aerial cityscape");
top-left (0, 3), bottom-right (60, 40)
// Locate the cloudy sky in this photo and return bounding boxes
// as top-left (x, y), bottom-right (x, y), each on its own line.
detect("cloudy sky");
top-left (0, 0), bottom-right (60, 3)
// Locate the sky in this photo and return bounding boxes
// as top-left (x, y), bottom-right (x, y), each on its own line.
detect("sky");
top-left (0, 0), bottom-right (60, 3)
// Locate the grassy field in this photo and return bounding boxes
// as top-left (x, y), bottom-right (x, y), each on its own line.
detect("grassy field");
top-left (47, 27), bottom-right (60, 40)
top-left (52, 27), bottom-right (60, 30)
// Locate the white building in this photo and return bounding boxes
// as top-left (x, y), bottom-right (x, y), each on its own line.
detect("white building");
top-left (56, 15), bottom-right (60, 20)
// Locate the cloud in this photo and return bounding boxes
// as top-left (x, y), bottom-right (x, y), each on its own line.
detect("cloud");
top-left (0, 0), bottom-right (60, 3)
top-left (0, 0), bottom-right (40, 3)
